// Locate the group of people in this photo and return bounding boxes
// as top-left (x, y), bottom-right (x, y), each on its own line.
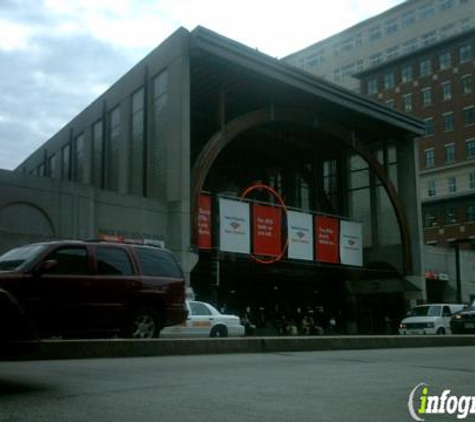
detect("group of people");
top-left (240, 306), bottom-right (340, 336)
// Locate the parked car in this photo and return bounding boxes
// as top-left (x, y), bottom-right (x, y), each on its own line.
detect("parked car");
top-left (398, 303), bottom-right (465, 335)
top-left (161, 300), bottom-right (245, 338)
top-left (0, 240), bottom-right (187, 342)
top-left (450, 303), bottom-right (475, 334)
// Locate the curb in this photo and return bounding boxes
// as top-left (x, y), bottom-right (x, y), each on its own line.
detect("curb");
top-left (3, 335), bottom-right (475, 360)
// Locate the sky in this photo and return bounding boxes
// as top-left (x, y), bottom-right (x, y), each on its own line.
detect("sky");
top-left (0, 0), bottom-right (406, 170)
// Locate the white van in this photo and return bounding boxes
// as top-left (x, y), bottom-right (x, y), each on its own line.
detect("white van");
top-left (398, 303), bottom-right (465, 335)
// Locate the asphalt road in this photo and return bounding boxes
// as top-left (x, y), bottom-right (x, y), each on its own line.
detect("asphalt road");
top-left (1, 346), bottom-right (474, 422)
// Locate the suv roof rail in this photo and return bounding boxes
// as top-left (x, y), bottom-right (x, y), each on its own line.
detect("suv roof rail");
top-left (89, 235), bottom-right (165, 249)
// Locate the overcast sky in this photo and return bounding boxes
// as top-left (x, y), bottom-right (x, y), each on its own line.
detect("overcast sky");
top-left (0, 0), bottom-right (405, 170)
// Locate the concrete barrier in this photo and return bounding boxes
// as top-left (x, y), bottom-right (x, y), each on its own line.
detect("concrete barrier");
top-left (3, 335), bottom-right (475, 361)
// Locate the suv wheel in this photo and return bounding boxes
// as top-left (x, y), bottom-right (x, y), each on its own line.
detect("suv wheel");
top-left (210, 325), bottom-right (228, 338)
top-left (436, 327), bottom-right (446, 335)
top-left (126, 307), bottom-right (161, 339)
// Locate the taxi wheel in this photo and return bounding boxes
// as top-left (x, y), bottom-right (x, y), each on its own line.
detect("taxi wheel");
top-left (210, 325), bottom-right (228, 338)
top-left (126, 307), bottom-right (161, 339)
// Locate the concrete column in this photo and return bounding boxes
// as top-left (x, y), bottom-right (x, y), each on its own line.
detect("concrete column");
top-left (397, 136), bottom-right (426, 300)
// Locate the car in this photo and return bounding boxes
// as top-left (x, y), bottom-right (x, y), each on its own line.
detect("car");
top-left (398, 303), bottom-right (465, 335)
top-left (0, 240), bottom-right (187, 342)
top-left (160, 300), bottom-right (245, 338)
top-left (450, 303), bottom-right (475, 334)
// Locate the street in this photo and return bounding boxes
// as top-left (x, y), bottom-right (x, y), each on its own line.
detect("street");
top-left (1, 346), bottom-right (475, 421)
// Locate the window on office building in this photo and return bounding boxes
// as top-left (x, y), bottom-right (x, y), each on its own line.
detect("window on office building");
top-left (370, 53), bottom-right (383, 66)
top-left (462, 75), bottom-right (472, 95)
top-left (419, 3), bottom-right (435, 19)
top-left (37, 163), bottom-right (45, 177)
top-left (367, 78), bottom-right (378, 95)
top-left (48, 153), bottom-right (58, 179)
top-left (384, 71), bottom-right (395, 89)
top-left (422, 87), bottom-right (432, 106)
top-left (402, 10), bottom-right (416, 27)
top-left (130, 87), bottom-right (145, 196)
top-left (464, 106), bottom-right (475, 126)
top-left (92, 120), bottom-right (103, 188)
top-left (106, 106), bottom-right (120, 191)
top-left (439, 51), bottom-right (452, 70)
top-left (440, 0), bottom-right (454, 11)
top-left (466, 139), bottom-right (475, 158)
top-left (369, 25), bottom-right (382, 41)
top-left (425, 149), bottom-right (435, 168)
top-left (444, 209), bottom-right (458, 225)
top-left (445, 143), bottom-right (456, 163)
top-left (61, 144), bottom-right (70, 180)
top-left (420, 58), bottom-right (432, 77)
top-left (424, 118), bottom-right (434, 136)
top-left (74, 133), bottom-right (85, 184)
top-left (423, 211), bottom-right (438, 227)
top-left (443, 112), bottom-right (454, 132)
top-left (401, 64), bottom-right (413, 82)
top-left (428, 180), bottom-right (437, 197)
top-left (403, 94), bottom-right (412, 113)
top-left (448, 177), bottom-right (457, 193)
top-left (460, 43), bottom-right (473, 63)
top-left (403, 39), bottom-right (418, 54)
top-left (385, 19), bottom-right (398, 34)
top-left (441, 81), bottom-right (452, 101)
top-left (467, 205), bottom-right (475, 222)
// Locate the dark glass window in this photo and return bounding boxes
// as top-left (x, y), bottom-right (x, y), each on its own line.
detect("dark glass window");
top-left (44, 247), bottom-right (89, 275)
top-left (96, 247), bottom-right (133, 275)
top-left (135, 247), bottom-right (182, 278)
top-left (190, 302), bottom-right (212, 316)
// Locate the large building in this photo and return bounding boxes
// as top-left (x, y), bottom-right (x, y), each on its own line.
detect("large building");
top-left (1, 27), bottom-right (425, 334)
top-left (357, 29), bottom-right (475, 247)
top-left (284, 0), bottom-right (475, 301)
top-left (284, 0), bottom-right (475, 91)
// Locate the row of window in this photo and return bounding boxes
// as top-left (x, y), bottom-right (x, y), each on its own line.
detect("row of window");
top-left (28, 71), bottom-right (169, 197)
top-left (384, 76), bottom-right (473, 112)
top-left (426, 172), bottom-right (475, 197)
top-left (424, 204), bottom-right (475, 227)
top-left (422, 107), bottom-right (475, 136)
top-left (367, 42), bottom-right (473, 94)
top-left (424, 139), bottom-right (475, 167)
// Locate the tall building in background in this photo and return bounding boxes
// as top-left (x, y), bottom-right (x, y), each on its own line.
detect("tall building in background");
top-left (284, 0), bottom-right (475, 248)
top-left (284, 0), bottom-right (474, 92)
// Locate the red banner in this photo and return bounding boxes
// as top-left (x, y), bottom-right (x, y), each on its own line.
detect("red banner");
top-left (315, 216), bottom-right (339, 263)
top-left (198, 194), bottom-right (212, 249)
top-left (253, 204), bottom-right (282, 257)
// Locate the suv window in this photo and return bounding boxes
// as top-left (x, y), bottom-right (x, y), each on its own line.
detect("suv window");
top-left (44, 247), bottom-right (89, 275)
top-left (135, 247), bottom-right (182, 278)
top-left (96, 247), bottom-right (133, 275)
top-left (190, 302), bottom-right (212, 316)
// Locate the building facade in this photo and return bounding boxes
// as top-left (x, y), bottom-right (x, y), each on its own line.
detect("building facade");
top-left (284, 0), bottom-right (475, 91)
top-left (358, 29), bottom-right (475, 248)
top-left (1, 27), bottom-right (425, 333)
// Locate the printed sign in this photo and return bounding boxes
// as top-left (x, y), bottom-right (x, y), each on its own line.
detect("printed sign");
top-left (340, 220), bottom-right (363, 266)
top-left (219, 198), bottom-right (250, 254)
top-left (198, 194), bottom-right (212, 249)
top-left (315, 215), bottom-right (339, 264)
top-left (253, 204), bottom-right (282, 257)
top-left (287, 211), bottom-right (313, 261)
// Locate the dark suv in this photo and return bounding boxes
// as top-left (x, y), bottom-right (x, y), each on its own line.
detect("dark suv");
top-left (0, 240), bottom-right (187, 341)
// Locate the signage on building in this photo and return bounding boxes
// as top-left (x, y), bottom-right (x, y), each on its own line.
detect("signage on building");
top-left (339, 220), bottom-right (363, 267)
top-left (198, 194), bottom-right (212, 249)
top-left (219, 198), bottom-right (250, 254)
top-left (287, 210), bottom-right (314, 261)
top-left (252, 204), bottom-right (282, 257)
top-left (315, 215), bottom-right (339, 264)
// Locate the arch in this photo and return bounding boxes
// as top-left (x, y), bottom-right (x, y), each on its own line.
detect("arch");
top-left (190, 107), bottom-right (413, 273)
top-left (0, 201), bottom-right (55, 236)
